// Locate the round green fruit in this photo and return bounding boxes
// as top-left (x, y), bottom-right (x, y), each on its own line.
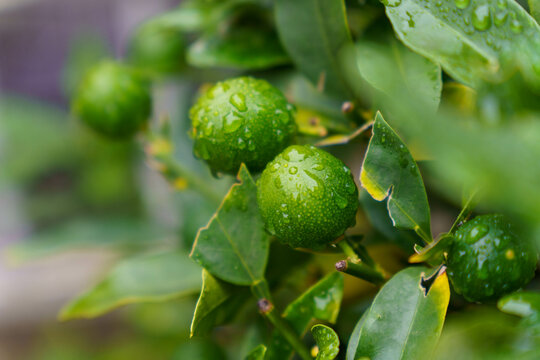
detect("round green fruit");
top-left (256, 145), bottom-right (359, 249)
top-left (128, 20), bottom-right (185, 74)
top-left (446, 214), bottom-right (537, 302)
top-left (189, 77), bottom-right (296, 175)
top-left (72, 60), bottom-right (152, 138)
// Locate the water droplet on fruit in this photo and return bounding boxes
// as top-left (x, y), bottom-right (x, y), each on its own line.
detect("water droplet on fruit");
top-left (270, 162), bottom-right (280, 173)
top-left (203, 122), bottom-right (214, 136)
top-left (304, 170), bottom-right (325, 195)
top-left (313, 163), bottom-right (324, 171)
top-left (229, 93), bottom-right (247, 112)
top-left (274, 176), bottom-right (283, 189)
top-left (469, 224), bottom-right (489, 242)
top-left (223, 113), bottom-right (243, 133)
top-left (472, 5), bottom-right (491, 31)
top-left (334, 193), bottom-right (348, 209)
top-left (282, 213), bottom-right (290, 224)
top-left (345, 182), bottom-right (356, 195)
top-left (237, 137), bottom-right (246, 149)
top-left (289, 166), bottom-right (298, 175)
top-left (381, 0), bottom-right (401, 7)
top-left (510, 18), bottom-right (523, 33)
top-left (454, 0), bottom-right (469, 9)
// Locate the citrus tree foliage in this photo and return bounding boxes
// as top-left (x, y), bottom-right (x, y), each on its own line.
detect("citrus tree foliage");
top-left (10, 0), bottom-right (540, 359)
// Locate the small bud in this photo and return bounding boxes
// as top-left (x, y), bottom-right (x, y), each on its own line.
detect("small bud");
top-left (342, 101), bottom-right (354, 114)
top-left (257, 298), bottom-right (274, 314)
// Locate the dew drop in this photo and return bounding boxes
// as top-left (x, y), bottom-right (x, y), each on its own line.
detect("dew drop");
top-left (510, 18), bottom-right (523, 33)
top-left (334, 193), bottom-right (348, 209)
top-left (274, 176), bottom-right (283, 189)
top-left (454, 0), bottom-right (470, 9)
top-left (345, 182), bottom-right (356, 195)
top-left (313, 163), bottom-right (324, 171)
top-left (237, 137), bottom-right (246, 149)
top-left (289, 166), bottom-right (298, 175)
top-left (270, 162), bottom-right (280, 173)
top-left (472, 5), bottom-right (491, 31)
top-left (229, 93), bottom-right (247, 112)
top-left (469, 224), bottom-right (489, 242)
top-left (282, 213), bottom-right (290, 224)
top-left (203, 122), bottom-right (214, 136)
top-left (381, 0), bottom-right (401, 7)
top-left (223, 113), bottom-right (243, 133)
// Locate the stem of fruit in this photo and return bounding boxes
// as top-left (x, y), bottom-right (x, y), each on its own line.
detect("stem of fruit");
top-left (335, 259), bottom-right (386, 285)
top-left (252, 280), bottom-right (312, 360)
top-left (337, 240), bottom-right (388, 285)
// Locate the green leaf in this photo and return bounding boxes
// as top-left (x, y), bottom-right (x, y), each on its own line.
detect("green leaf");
top-left (530, 0), bottom-right (540, 22)
top-left (381, 0), bottom-right (540, 87)
top-left (5, 217), bottom-right (167, 264)
top-left (245, 344), bottom-right (266, 360)
top-left (265, 272), bottom-right (344, 360)
top-left (346, 311), bottom-right (369, 360)
top-left (190, 269), bottom-right (250, 337)
top-left (498, 291), bottom-right (540, 318)
top-left (275, 0), bottom-right (352, 97)
top-left (59, 251), bottom-right (202, 320)
top-left (190, 164), bottom-right (269, 285)
top-left (360, 112), bottom-right (432, 243)
top-left (359, 190), bottom-right (421, 252)
top-left (353, 39), bottom-right (442, 112)
top-left (311, 324), bottom-right (340, 360)
top-left (348, 267), bottom-right (450, 360)
top-left (187, 25), bottom-right (289, 70)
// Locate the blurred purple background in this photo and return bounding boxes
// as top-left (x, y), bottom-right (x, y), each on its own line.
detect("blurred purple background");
top-left (0, 0), bottom-right (177, 105)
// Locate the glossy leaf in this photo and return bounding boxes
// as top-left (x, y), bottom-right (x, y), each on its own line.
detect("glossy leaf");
top-left (245, 344), bottom-right (266, 360)
top-left (190, 164), bottom-right (269, 285)
top-left (311, 324), bottom-right (340, 360)
top-left (354, 39), bottom-right (442, 112)
top-left (360, 112), bottom-right (432, 243)
top-left (498, 291), bottom-right (540, 318)
top-left (381, 0), bottom-right (540, 87)
top-left (359, 189), bottom-right (421, 252)
top-left (6, 217), bottom-right (167, 264)
top-left (275, 0), bottom-right (352, 97)
top-left (191, 269), bottom-right (250, 337)
top-left (346, 311), bottom-right (368, 360)
top-left (530, 0), bottom-right (540, 22)
top-left (59, 251), bottom-right (202, 320)
top-left (265, 272), bottom-right (344, 360)
top-left (349, 267), bottom-right (450, 360)
top-left (187, 26), bottom-right (289, 70)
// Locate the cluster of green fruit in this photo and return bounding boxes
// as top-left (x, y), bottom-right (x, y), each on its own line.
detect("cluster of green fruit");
top-left (73, 66), bottom-right (536, 303)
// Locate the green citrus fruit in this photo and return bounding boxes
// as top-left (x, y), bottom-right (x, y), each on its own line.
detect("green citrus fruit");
top-left (256, 145), bottom-right (359, 249)
top-left (189, 77), bottom-right (296, 175)
top-left (72, 60), bottom-right (152, 138)
top-left (446, 214), bottom-right (537, 302)
top-left (128, 20), bottom-right (185, 74)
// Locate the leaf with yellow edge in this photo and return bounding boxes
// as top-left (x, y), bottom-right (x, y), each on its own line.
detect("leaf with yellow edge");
top-left (347, 267), bottom-right (450, 360)
top-left (360, 112), bottom-right (432, 244)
